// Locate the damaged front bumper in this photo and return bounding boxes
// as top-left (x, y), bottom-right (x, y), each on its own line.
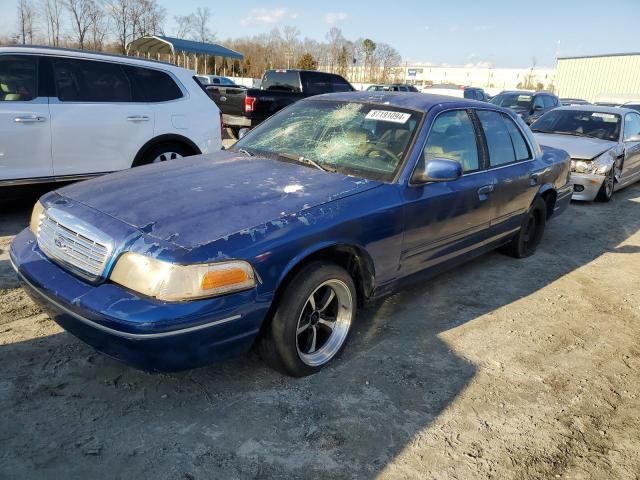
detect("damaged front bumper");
top-left (570, 172), bottom-right (606, 201)
top-left (9, 229), bottom-right (270, 371)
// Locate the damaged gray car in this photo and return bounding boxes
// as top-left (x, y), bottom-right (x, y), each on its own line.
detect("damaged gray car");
top-left (531, 106), bottom-right (640, 201)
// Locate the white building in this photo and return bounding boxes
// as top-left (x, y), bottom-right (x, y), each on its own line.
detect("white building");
top-left (402, 65), bottom-right (556, 95)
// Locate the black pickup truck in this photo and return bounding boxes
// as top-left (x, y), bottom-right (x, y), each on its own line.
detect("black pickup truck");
top-left (209, 69), bottom-right (354, 139)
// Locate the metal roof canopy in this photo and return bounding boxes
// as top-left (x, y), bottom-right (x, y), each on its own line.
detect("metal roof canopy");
top-left (127, 35), bottom-right (243, 59)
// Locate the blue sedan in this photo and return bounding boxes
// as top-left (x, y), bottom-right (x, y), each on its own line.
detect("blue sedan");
top-left (10, 92), bottom-right (572, 376)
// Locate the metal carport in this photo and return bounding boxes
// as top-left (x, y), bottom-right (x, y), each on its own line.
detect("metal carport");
top-left (127, 35), bottom-right (243, 74)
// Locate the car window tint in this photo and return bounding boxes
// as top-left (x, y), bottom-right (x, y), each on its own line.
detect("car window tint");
top-left (477, 110), bottom-right (517, 166)
top-left (542, 95), bottom-right (555, 108)
top-left (533, 96), bottom-right (544, 109)
top-left (501, 114), bottom-right (531, 160)
top-left (422, 110), bottom-right (479, 173)
top-left (126, 66), bottom-right (182, 102)
top-left (329, 75), bottom-right (353, 92)
top-left (0, 55), bottom-right (38, 101)
top-left (624, 113), bottom-right (640, 140)
top-left (53, 59), bottom-right (131, 102)
top-left (262, 70), bottom-right (301, 92)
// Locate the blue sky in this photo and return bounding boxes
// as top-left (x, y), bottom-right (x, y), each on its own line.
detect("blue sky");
top-left (1, 0), bottom-right (638, 67)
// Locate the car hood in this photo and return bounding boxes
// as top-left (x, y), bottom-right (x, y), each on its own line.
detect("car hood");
top-left (58, 151), bottom-right (381, 249)
top-left (533, 133), bottom-right (617, 160)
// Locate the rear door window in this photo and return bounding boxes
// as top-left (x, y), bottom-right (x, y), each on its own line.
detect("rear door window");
top-left (0, 55), bottom-right (38, 101)
top-left (126, 66), bottom-right (183, 102)
top-left (53, 58), bottom-right (131, 102)
top-left (261, 70), bottom-right (301, 92)
top-left (478, 110), bottom-right (531, 166)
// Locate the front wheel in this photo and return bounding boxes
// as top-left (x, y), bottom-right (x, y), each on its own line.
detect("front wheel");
top-left (258, 262), bottom-right (357, 377)
top-left (595, 168), bottom-right (615, 202)
top-left (501, 197), bottom-right (547, 258)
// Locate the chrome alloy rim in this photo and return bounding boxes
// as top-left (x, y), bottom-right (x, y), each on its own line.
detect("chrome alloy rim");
top-left (296, 279), bottom-right (353, 367)
top-left (152, 152), bottom-right (182, 163)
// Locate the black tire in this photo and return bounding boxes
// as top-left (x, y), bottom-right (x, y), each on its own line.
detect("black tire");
top-left (595, 168), bottom-right (615, 202)
top-left (501, 197), bottom-right (547, 258)
top-left (258, 262), bottom-right (357, 377)
top-left (133, 142), bottom-right (193, 167)
top-left (226, 127), bottom-right (240, 140)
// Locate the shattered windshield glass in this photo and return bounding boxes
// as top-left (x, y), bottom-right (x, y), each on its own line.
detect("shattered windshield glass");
top-left (232, 100), bottom-right (423, 182)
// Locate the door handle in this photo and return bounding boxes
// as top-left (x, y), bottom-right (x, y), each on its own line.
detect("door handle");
top-left (477, 184), bottom-right (494, 200)
top-left (127, 115), bottom-right (150, 122)
top-left (14, 115), bottom-right (46, 123)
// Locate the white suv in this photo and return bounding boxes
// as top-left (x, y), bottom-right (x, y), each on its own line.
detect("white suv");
top-left (0, 46), bottom-right (222, 186)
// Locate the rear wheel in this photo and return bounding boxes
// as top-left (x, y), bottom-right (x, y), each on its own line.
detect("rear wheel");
top-left (595, 168), bottom-right (615, 202)
top-left (133, 142), bottom-right (193, 167)
top-left (501, 197), bottom-right (547, 258)
top-left (258, 262), bottom-right (357, 377)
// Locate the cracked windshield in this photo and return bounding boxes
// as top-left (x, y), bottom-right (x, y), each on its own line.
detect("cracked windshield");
top-left (233, 100), bottom-right (421, 181)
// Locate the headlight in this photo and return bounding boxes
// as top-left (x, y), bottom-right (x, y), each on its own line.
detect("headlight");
top-left (110, 252), bottom-right (256, 301)
top-left (571, 151), bottom-right (615, 175)
top-left (571, 160), bottom-right (593, 174)
top-left (30, 201), bottom-right (45, 235)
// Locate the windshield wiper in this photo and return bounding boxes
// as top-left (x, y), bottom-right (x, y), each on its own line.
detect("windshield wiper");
top-left (276, 152), bottom-right (337, 173)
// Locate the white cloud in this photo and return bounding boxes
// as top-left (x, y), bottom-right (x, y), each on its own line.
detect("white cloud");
top-left (474, 24), bottom-right (495, 31)
top-left (325, 12), bottom-right (348, 25)
top-left (241, 8), bottom-right (288, 26)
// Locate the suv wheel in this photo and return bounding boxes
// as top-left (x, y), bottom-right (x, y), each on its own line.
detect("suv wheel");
top-left (134, 143), bottom-right (193, 167)
top-left (258, 262), bottom-right (357, 377)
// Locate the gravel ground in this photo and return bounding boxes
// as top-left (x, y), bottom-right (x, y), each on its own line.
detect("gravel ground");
top-left (1, 182), bottom-right (639, 479)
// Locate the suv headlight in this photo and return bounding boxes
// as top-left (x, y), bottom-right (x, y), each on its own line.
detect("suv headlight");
top-left (30, 201), bottom-right (45, 235)
top-left (110, 252), bottom-right (256, 301)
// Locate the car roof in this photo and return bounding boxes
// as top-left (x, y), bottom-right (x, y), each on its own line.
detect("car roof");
top-left (0, 45), bottom-right (190, 73)
top-left (498, 90), bottom-right (551, 96)
top-left (312, 91), bottom-right (489, 112)
top-left (553, 105), bottom-right (637, 115)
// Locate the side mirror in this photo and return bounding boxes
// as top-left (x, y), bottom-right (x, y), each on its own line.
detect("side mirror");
top-left (412, 158), bottom-right (462, 184)
top-left (533, 104), bottom-right (544, 111)
top-left (238, 128), bottom-right (249, 139)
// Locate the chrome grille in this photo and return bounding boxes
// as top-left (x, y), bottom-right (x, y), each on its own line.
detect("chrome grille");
top-left (36, 209), bottom-right (112, 281)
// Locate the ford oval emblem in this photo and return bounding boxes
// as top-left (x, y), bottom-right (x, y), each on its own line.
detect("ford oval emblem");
top-left (220, 96), bottom-right (227, 102)
top-left (54, 236), bottom-right (67, 251)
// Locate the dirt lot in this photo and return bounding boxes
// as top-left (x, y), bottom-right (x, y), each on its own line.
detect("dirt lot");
top-left (1, 183), bottom-right (639, 479)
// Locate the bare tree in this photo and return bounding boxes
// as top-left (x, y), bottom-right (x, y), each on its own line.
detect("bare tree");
top-left (193, 7), bottom-right (213, 42)
top-left (88, 1), bottom-right (108, 50)
top-left (17, 0), bottom-right (38, 44)
top-left (282, 25), bottom-right (300, 68)
top-left (174, 14), bottom-right (194, 39)
top-left (375, 43), bottom-right (401, 83)
top-left (107, 0), bottom-right (131, 53)
top-left (41, 0), bottom-right (63, 47)
top-left (65, 0), bottom-right (94, 49)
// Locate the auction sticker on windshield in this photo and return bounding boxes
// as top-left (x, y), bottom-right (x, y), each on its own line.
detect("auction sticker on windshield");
top-left (366, 110), bottom-right (411, 123)
top-left (592, 112), bottom-right (618, 122)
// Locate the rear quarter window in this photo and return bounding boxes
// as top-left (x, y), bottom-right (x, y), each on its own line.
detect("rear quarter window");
top-left (126, 66), bottom-right (183, 102)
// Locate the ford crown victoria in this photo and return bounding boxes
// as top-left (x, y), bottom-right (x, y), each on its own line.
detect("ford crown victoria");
top-left (11, 92), bottom-right (572, 376)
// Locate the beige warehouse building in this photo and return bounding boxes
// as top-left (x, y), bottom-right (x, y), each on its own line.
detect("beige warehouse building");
top-left (555, 52), bottom-right (640, 103)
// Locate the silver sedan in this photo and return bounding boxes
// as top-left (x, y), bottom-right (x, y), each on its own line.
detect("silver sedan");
top-left (531, 106), bottom-right (640, 201)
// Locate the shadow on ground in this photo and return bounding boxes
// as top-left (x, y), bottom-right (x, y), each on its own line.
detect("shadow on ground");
top-left (0, 184), bottom-right (639, 478)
